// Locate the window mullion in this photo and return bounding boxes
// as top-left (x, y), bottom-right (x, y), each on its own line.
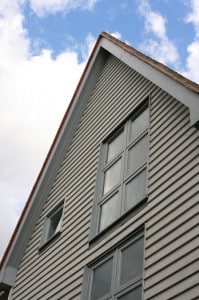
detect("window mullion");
top-left (111, 251), bottom-right (119, 298)
top-left (120, 121), bottom-right (130, 215)
top-left (114, 248), bottom-right (122, 295)
top-left (89, 142), bottom-right (107, 238)
top-left (98, 143), bottom-right (108, 203)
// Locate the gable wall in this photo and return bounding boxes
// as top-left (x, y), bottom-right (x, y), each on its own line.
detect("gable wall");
top-left (10, 55), bottom-right (198, 299)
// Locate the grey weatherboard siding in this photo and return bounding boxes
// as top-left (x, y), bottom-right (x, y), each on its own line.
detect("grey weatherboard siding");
top-left (10, 54), bottom-right (198, 299)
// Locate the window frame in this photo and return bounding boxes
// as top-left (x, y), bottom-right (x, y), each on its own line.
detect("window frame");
top-left (39, 200), bottom-right (64, 249)
top-left (89, 99), bottom-right (149, 240)
top-left (81, 229), bottom-right (144, 300)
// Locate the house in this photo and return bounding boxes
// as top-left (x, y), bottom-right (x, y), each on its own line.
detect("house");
top-left (0, 32), bottom-right (198, 300)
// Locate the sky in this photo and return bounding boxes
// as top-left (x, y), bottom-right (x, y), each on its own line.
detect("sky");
top-left (0, 0), bottom-right (199, 261)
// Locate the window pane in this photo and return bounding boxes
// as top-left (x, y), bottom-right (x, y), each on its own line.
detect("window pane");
top-left (103, 159), bottom-right (121, 195)
top-left (130, 108), bottom-right (148, 141)
top-left (91, 258), bottom-right (113, 300)
top-left (107, 131), bottom-right (123, 162)
top-left (127, 135), bottom-right (148, 175)
top-left (47, 208), bottom-right (62, 240)
top-left (118, 286), bottom-right (142, 300)
top-left (125, 169), bottom-right (146, 211)
top-left (120, 237), bottom-right (144, 286)
top-left (100, 193), bottom-right (120, 231)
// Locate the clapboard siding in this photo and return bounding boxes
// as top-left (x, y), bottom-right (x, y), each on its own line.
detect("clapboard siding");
top-left (149, 134), bottom-right (197, 184)
top-left (17, 218), bottom-right (90, 279)
top-left (144, 266), bottom-right (198, 300)
top-left (145, 249), bottom-right (198, 289)
top-left (144, 90), bottom-right (198, 299)
top-left (10, 53), bottom-right (198, 300)
top-left (146, 205), bottom-right (198, 253)
top-left (145, 236), bottom-right (198, 276)
top-left (12, 227), bottom-right (89, 291)
top-left (149, 152), bottom-right (197, 199)
top-left (147, 184), bottom-right (198, 230)
top-left (16, 185), bottom-right (93, 265)
top-left (17, 188), bottom-right (93, 269)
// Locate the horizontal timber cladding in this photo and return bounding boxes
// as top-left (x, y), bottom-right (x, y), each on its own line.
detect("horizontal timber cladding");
top-left (144, 93), bottom-right (199, 299)
top-left (10, 53), bottom-right (198, 300)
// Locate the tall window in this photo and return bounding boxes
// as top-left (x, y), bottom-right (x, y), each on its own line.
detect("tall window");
top-left (82, 231), bottom-right (144, 300)
top-left (90, 104), bottom-right (149, 237)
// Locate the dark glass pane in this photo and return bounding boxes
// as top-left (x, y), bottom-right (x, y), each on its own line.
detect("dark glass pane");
top-left (127, 135), bottom-right (148, 174)
top-left (107, 131), bottom-right (123, 162)
top-left (103, 159), bottom-right (121, 195)
top-left (120, 237), bottom-right (144, 286)
top-left (118, 286), bottom-right (142, 300)
top-left (100, 193), bottom-right (120, 231)
top-left (91, 258), bottom-right (113, 300)
top-left (125, 169), bottom-right (146, 211)
top-left (47, 208), bottom-right (62, 240)
top-left (130, 108), bottom-right (148, 141)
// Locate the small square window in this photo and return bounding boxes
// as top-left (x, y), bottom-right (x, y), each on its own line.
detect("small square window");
top-left (40, 202), bottom-right (64, 248)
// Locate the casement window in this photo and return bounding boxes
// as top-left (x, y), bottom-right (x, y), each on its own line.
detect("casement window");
top-left (81, 231), bottom-right (144, 300)
top-left (40, 201), bottom-right (64, 248)
top-left (90, 103), bottom-right (149, 238)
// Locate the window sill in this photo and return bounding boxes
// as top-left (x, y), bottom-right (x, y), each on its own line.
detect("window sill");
top-left (39, 231), bottom-right (62, 253)
top-left (89, 198), bottom-right (147, 246)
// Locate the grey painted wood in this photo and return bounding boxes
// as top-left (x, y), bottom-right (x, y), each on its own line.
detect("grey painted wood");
top-left (10, 54), bottom-right (198, 299)
top-left (144, 88), bottom-right (198, 300)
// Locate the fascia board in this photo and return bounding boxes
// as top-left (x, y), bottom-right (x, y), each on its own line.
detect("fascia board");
top-left (0, 266), bottom-right (17, 289)
top-left (101, 38), bottom-right (199, 126)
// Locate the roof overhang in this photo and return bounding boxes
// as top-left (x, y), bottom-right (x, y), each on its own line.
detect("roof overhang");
top-left (100, 33), bottom-right (199, 127)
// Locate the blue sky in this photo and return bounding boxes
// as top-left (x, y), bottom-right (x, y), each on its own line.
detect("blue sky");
top-left (0, 0), bottom-right (199, 260)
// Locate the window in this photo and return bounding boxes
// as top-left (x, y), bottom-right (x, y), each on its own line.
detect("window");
top-left (90, 104), bottom-right (149, 237)
top-left (40, 202), bottom-right (64, 248)
top-left (82, 231), bottom-right (144, 300)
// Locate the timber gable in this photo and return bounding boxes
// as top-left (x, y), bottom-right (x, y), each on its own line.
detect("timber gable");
top-left (0, 32), bottom-right (198, 300)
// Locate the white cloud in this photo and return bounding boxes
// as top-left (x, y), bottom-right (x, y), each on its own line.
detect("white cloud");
top-left (137, 0), bottom-right (199, 83)
top-left (79, 33), bottom-right (96, 61)
top-left (182, 0), bottom-right (199, 82)
top-left (138, 0), bottom-right (166, 38)
top-left (0, 0), bottom-right (94, 260)
top-left (140, 37), bottom-right (179, 65)
top-left (137, 0), bottom-right (179, 66)
top-left (110, 31), bottom-right (122, 40)
top-left (185, 0), bottom-right (199, 36)
top-left (182, 40), bottom-right (199, 82)
top-left (29, 0), bottom-right (98, 17)
top-left (109, 31), bottom-right (131, 47)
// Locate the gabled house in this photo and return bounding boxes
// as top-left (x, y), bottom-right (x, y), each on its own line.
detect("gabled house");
top-left (0, 32), bottom-right (198, 300)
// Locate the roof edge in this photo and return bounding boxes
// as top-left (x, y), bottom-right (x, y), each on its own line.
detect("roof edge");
top-left (100, 31), bottom-right (199, 94)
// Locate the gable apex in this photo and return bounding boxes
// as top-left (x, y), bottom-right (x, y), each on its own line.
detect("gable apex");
top-left (99, 32), bottom-right (199, 127)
